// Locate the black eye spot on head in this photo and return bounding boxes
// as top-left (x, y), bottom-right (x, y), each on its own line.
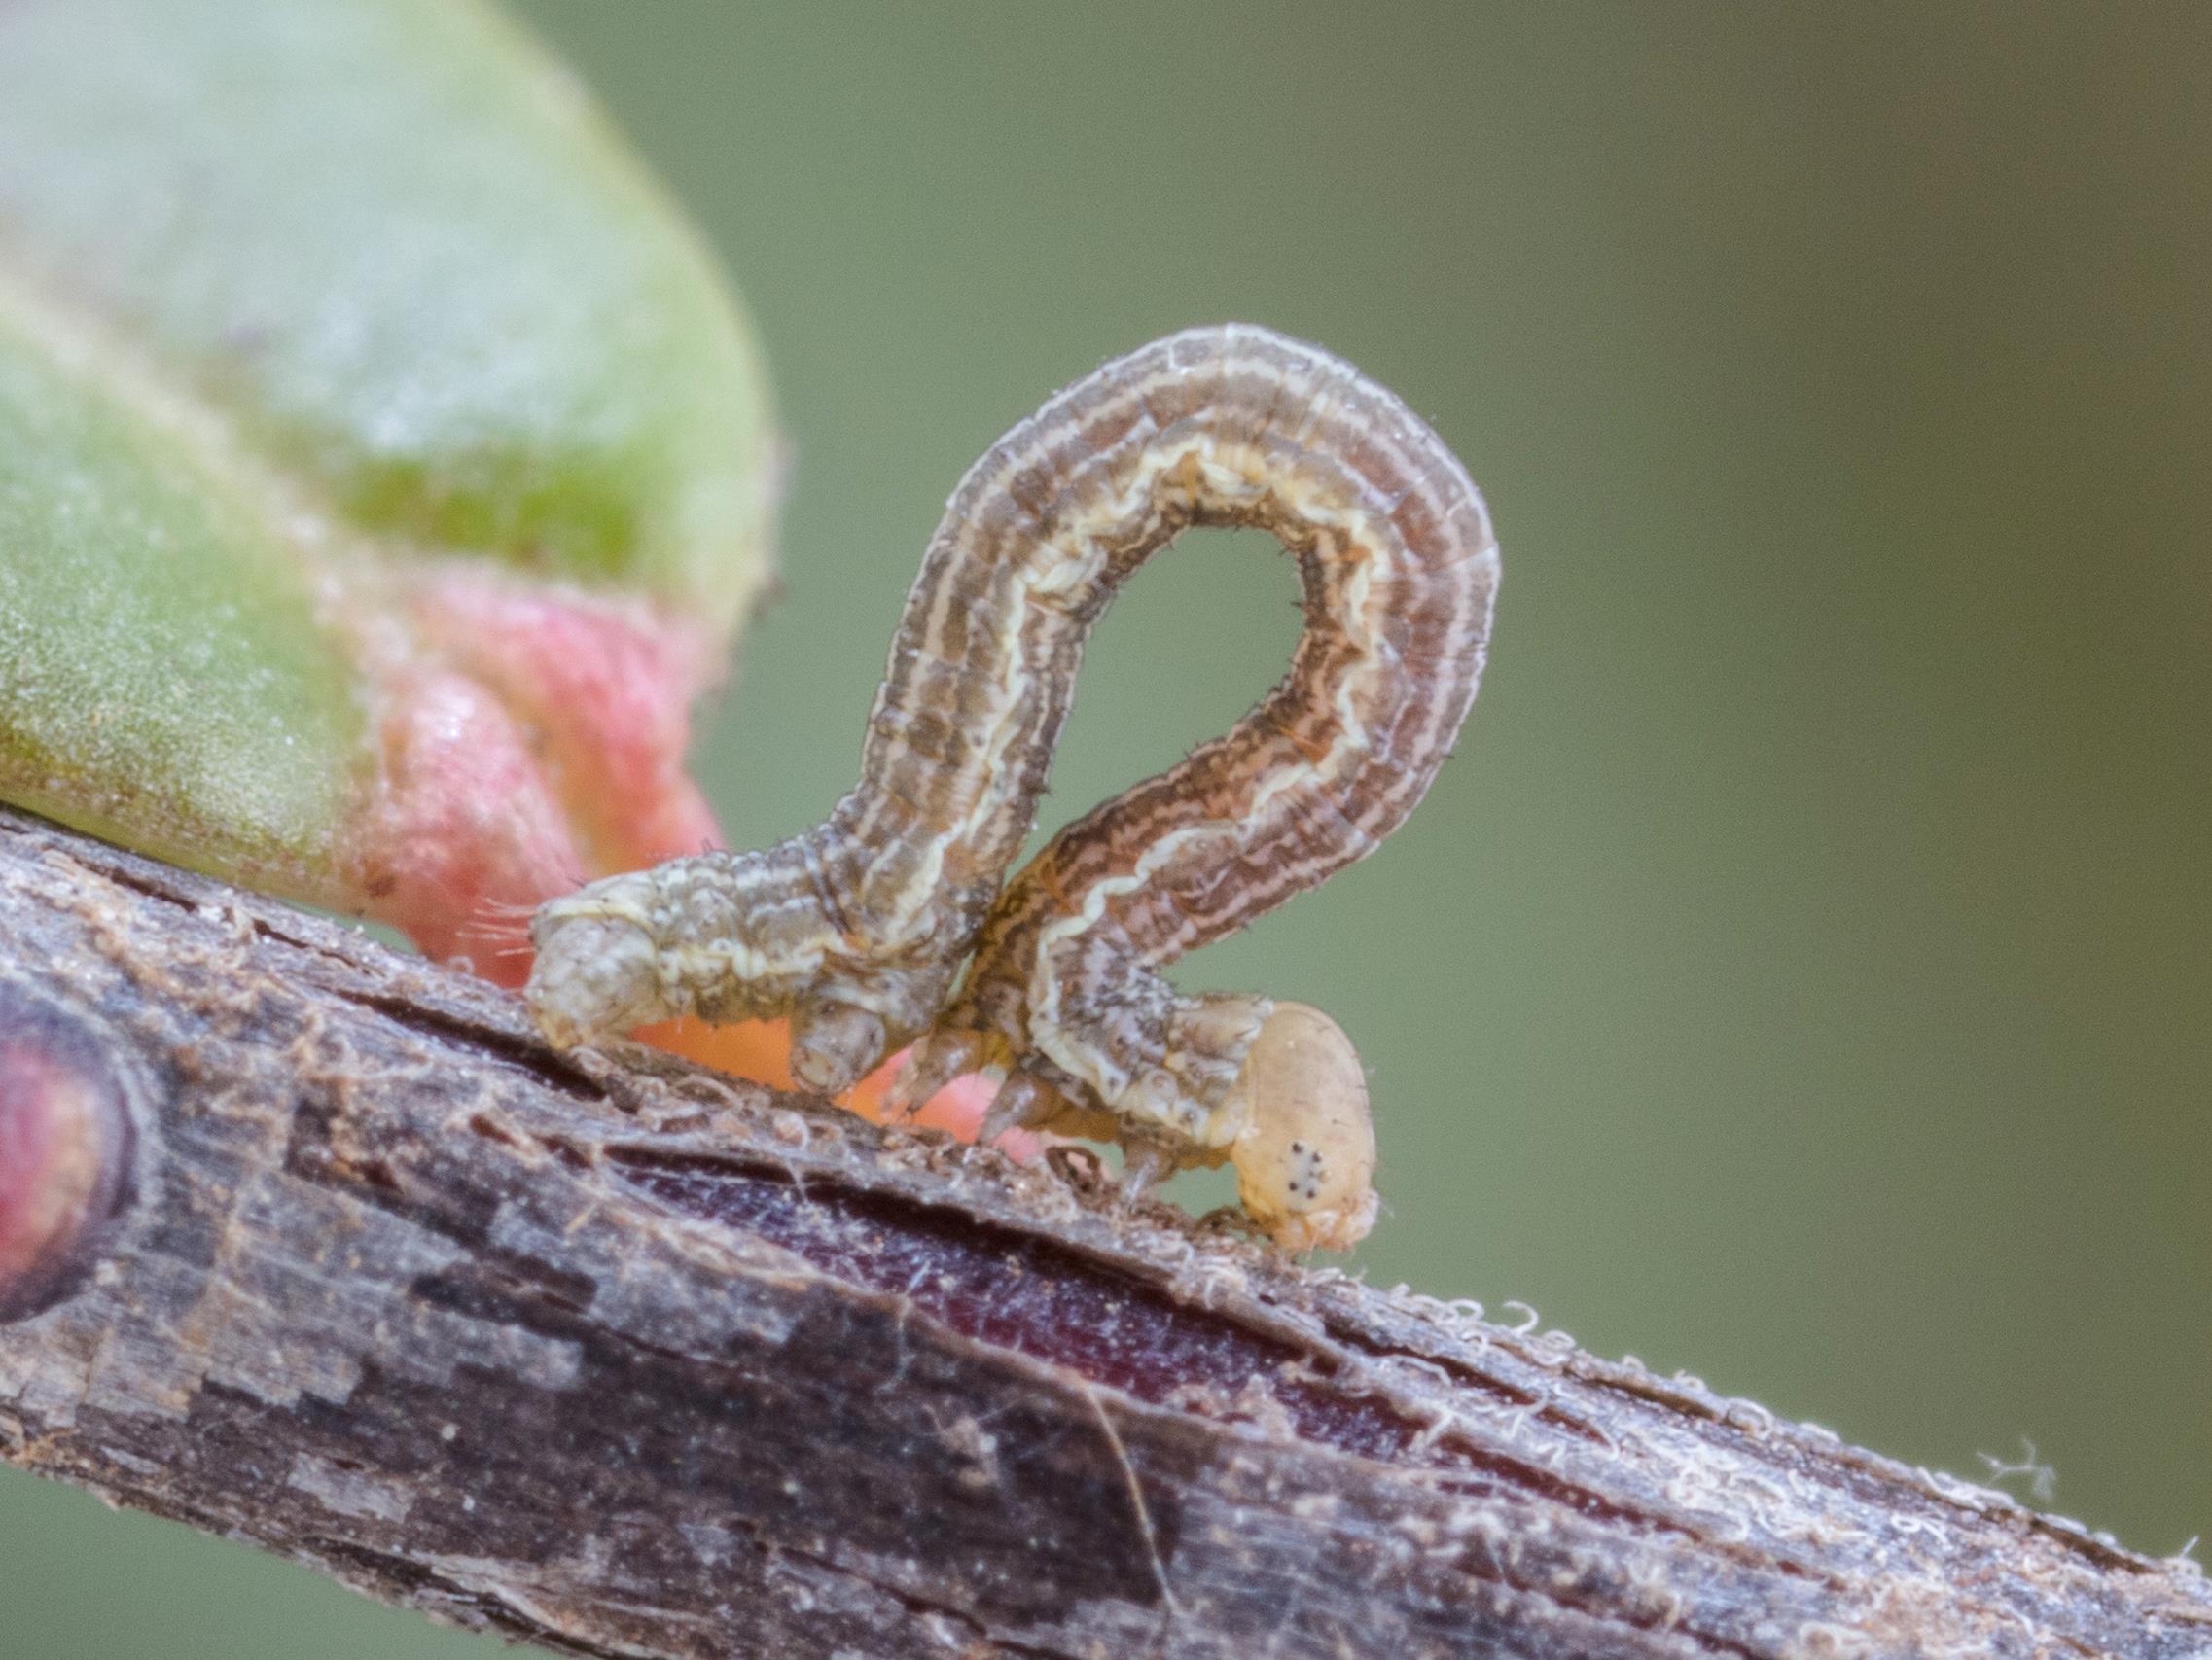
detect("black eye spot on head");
top-left (1290, 1140), bottom-right (1306, 1154)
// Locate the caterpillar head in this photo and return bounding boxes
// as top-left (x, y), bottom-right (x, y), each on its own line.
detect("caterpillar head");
top-left (1224, 1002), bottom-right (1378, 1253)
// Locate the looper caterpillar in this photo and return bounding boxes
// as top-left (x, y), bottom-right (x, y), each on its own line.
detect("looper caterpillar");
top-left (527, 324), bottom-right (1498, 1250)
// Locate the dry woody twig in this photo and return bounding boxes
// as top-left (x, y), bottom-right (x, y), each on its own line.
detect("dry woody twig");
top-left (0, 804), bottom-right (2203, 1658)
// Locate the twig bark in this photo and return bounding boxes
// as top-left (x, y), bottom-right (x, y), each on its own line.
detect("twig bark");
top-left (0, 804), bottom-right (2202, 1659)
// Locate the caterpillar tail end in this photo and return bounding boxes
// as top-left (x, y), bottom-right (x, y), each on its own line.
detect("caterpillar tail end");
top-left (525, 906), bottom-right (671, 1050)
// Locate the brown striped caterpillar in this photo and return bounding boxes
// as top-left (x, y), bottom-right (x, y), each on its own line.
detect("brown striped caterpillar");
top-left (528, 324), bottom-right (1498, 1250)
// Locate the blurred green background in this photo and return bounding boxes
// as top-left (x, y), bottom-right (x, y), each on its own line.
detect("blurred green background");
top-left (4, 3), bottom-right (2205, 1653)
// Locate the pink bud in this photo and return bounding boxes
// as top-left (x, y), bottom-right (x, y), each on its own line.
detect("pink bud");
top-left (0, 999), bottom-right (138, 1323)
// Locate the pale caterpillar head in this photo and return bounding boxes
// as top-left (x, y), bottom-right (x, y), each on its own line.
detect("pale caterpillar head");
top-left (1222, 1002), bottom-right (1378, 1253)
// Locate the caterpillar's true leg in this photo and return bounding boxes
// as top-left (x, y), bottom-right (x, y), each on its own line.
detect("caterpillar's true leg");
top-left (909, 910), bottom-right (1379, 1250)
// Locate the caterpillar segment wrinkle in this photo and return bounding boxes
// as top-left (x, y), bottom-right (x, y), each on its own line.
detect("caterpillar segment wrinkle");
top-left (526, 324), bottom-right (1498, 1251)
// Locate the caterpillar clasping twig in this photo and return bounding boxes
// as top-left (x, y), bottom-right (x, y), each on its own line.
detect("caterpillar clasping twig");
top-left (527, 324), bottom-right (1498, 1251)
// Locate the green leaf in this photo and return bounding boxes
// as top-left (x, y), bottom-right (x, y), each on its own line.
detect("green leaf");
top-left (0, 0), bottom-right (777, 931)
top-left (0, 279), bottom-right (359, 889)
